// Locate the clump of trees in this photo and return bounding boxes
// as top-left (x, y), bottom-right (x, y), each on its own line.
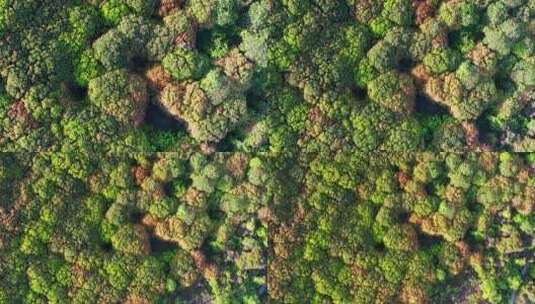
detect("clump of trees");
top-left (270, 152), bottom-right (535, 303)
top-left (0, 151), bottom-right (270, 302)
top-left (0, 0), bottom-right (265, 152)
top-left (2, 1), bottom-right (535, 303)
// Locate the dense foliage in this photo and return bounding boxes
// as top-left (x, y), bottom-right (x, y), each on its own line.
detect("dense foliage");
top-left (1, 0), bottom-right (534, 303)
top-left (270, 152), bottom-right (535, 303)
top-left (0, 152), bottom-right (269, 303)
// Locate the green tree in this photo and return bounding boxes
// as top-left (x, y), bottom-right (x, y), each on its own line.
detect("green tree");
top-left (162, 48), bottom-right (210, 81)
top-left (170, 249), bottom-right (201, 288)
top-left (368, 71), bottom-right (415, 114)
top-left (88, 69), bottom-right (148, 126)
top-left (110, 224), bottom-right (151, 255)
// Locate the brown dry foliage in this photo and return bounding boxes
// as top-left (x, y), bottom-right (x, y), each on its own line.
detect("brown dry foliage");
top-left (157, 0), bottom-right (182, 17)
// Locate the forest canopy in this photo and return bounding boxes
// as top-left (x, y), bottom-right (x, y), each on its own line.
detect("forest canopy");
top-left (1, 0), bottom-right (534, 303)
